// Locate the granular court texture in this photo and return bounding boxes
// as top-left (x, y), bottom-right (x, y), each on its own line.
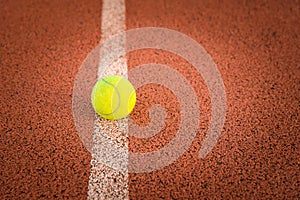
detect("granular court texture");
top-left (1, 0), bottom-right (299, 199)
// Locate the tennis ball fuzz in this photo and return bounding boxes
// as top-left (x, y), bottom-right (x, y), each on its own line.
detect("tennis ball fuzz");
top-left (91, 75), bottom-right (136, 120)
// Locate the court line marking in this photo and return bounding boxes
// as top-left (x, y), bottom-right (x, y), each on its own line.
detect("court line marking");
top-left (87, 0), bottom-right (129, 199)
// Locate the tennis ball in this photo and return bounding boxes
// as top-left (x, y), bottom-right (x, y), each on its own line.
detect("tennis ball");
top-left (91, 75), bottom-right (136, 120)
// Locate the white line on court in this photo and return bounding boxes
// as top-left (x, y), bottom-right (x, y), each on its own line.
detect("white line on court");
top-left (87, 0), bottom-right (129, 199)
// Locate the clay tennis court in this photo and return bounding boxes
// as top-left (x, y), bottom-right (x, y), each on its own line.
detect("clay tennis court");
top-left (1, 0), bottom-right (299, 199)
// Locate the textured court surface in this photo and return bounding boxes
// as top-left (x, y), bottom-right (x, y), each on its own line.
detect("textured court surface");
top-left (1, 0), bottom-right (299, 199)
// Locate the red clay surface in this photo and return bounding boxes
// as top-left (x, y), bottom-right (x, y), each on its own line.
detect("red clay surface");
top-left (1, 0), bottom-right (300, 199)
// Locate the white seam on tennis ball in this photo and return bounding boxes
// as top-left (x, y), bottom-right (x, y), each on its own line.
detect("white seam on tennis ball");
top-left (100, 78), bottom-right (121, 116)
top-left (91, 79), bottom-right (121, 116)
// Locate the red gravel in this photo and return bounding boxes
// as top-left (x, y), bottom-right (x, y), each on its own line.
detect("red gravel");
top-left (126, 0), bottom-right (300, 199)
top-left (0, 0), bottom-right (101, 199)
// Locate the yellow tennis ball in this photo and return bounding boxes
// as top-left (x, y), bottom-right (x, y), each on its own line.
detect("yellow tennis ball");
top-left (91, 75), bottom-right (136, 120)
